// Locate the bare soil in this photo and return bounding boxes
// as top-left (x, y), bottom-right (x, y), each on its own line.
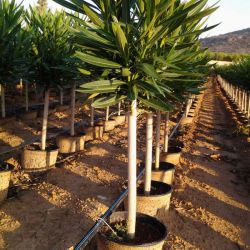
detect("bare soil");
top-left (0, 79), bottom-right (249, 250)
top-left (162, 80), bottom-right (250, 250)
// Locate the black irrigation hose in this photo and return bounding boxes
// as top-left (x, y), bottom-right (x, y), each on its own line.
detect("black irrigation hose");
top-left (74, 111), bottom-right (186, 250)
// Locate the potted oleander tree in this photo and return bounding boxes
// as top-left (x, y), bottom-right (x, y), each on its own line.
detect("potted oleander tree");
top-left (55, 0), bottom-right (217, 248)
top-left (21, 9), bottom-right (78, 171)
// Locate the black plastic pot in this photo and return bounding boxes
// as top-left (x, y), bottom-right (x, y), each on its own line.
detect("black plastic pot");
top-left (97, 211), bottom-right (167, 250)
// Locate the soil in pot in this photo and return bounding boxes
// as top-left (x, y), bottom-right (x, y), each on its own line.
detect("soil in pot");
top-left (151, 162), bottom-right (175, 185)
top-left (0, 163), bottom-right (14, 204)
top-left (98, 211), bottom-right (167, 250)
top-left (160, 146), bottom-right (182, 165)
top-left (21, 143), bottom-right (59, 172)
top-left (56, 133), bottom-right (86, 153)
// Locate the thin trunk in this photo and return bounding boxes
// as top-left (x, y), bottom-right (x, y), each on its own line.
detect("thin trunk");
top-left (127, 100), bottom-right (137, 239)
top-left (118, 102), bottom-right (121, 116)
top-left (41, 89), bottom-right (50, 151)
top-left (90, 98), bottom-right (94, 127)
top-left (20, 78), bottom-right (23, 96)
top-left (1, 84), bottom-right (5, 118)
top-left (105, 106), bottom-right (109, 121)
top-left (70, 84), bottom-right (76, 136)
top-left (59, 87), bottom-right (63, 105)
top-left (144, 112), bottom-right (153, 195)
top-left (155, 111), bottom-right (161, 169)
top-left (25, 82), bottom-right (29, 112)
top-left (185, 95), bottom-right (191, 118)
top-left (163, 112), bottom-right (169, 152)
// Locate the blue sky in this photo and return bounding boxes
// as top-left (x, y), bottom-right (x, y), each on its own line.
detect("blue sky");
top-left (17, 0), bottom-right (250, 37)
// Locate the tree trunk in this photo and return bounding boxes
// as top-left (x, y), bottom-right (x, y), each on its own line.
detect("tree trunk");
top-left (118, 102), bottom-right (121, 116)
top-left (25, 82), bottom-right (29, 112)
top-left (144, 112), bottom-right (153, 195)
top-left (41, 89), bottom-right (50, 151)
top-left (59, 87), bottom-right (63, 105)
top-left (105, 106), bottom-right (109, 121)
top-left (70, 84), bottom-right (76, 136)
top-left (155, 111), bottom-right (161, 169)
top-left (20, 78), bottom-right (23, 96)
top-left (1, 84), bottom-right (5, 118)
top-left (163, 112), bottom-right (169, 152)
top-left (90, 98), bottom-right (94, 127)
top-left (127, 99), bottom-right (137, 239)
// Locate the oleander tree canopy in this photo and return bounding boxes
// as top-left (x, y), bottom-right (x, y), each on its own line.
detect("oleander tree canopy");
top-left (53, 0), bottom-right (218, 111)
top-left (0, 0), bottom-right (24, 84)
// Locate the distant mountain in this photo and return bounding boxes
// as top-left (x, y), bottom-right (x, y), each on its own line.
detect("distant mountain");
top-left (201, 28), bottom-right (250, 54)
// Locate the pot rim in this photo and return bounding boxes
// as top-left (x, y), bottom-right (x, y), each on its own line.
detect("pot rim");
top-left (152, 162), bottom-right (175, 171)
top-left (137, 180), bottom-right (172, 198)
top-left (98, 211), bottom-right (167, 247)
top-left (57, 132), bottom-right (86, 138)
top-left (24, 144), bottom-right (59, 152)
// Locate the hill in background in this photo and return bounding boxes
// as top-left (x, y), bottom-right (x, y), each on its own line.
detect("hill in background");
top-left (201, 28), bottom-right (250, 54)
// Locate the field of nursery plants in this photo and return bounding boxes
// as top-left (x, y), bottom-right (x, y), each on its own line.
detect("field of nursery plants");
top-left (0, 0), bottom-right (250, 250)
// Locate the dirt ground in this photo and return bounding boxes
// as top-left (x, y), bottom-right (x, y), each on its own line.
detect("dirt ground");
top-left (0, 79), bottom-right (249, 250)
top-left (162, 79), bottom-right (250, 250)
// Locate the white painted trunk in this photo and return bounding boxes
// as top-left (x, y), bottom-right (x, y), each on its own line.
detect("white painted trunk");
top-left (59, 88), bottom-right (63, 105)
top-left (155, 111), bottom-right (161, 169)
top-left (127, 100), bottom-right (137, 239)
top-left (185, 95), bottom-right (191, 118)
top-left (118, 102), bottom-right (121, 116)
top-left (41, 89), bottom-right (50, 151)
top-left (144, 112), bottom-right (153, 195)
top-left (248, 94), bottom-right (250, 119)
top-left (25, 82), bottom-right (29, 112)
top-left (105, 106), bottom-right (109, 121)
top-left (90, 98), bottom-right (94, 127)
top-left (70, 84), bottom-right (76, 136)
top-left (1, 84), bottom-right (5, 118)
top-left (163, 112), bottom-right (169, 152)
top-left (20, 78), bottom-right (23, 96)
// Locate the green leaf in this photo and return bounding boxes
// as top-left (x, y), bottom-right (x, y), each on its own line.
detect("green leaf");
top-left (80, 79), bottom-right (125, 89)
top-left (79, 68), bottom-right (91, 75)
top-left (75, 51), bottom-right (122, 68)
top-left (138, 96), bottom-right (173, 112)
top-left (92, 95), bottom-right (126, 108)
top-left (137, 63), bottom-right (161, 80)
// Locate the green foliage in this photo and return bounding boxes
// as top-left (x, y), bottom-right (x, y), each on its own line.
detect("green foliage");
top-left (54, 0), bottom-right (218, 111)
top-left (25, 8), bottom-right (78, 88)
top-left (215, 57), bottom-right (250, 90)
top-left (0, 0), bottom-right (24, 84)
top-left (208, 51), bottom-right (249, 62)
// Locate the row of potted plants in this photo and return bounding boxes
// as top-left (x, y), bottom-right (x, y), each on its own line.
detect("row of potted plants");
top-left (0, 0), bottom-right (218, 248)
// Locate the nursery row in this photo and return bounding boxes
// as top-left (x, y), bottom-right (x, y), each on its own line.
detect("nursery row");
top-left (217, 75), bottom-right (250, 123)
top-left (215, 57), bottom-right (250, 91)
top-left (76, 90), bottom-right (204, 249)
top-left (207, 51), bottom-right (249, 62)
top-left (1, 0), bottom-right (218, 248)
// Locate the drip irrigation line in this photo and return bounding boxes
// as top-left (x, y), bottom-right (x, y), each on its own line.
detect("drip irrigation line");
top-left (74, 111), bottom-right (186, 250)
